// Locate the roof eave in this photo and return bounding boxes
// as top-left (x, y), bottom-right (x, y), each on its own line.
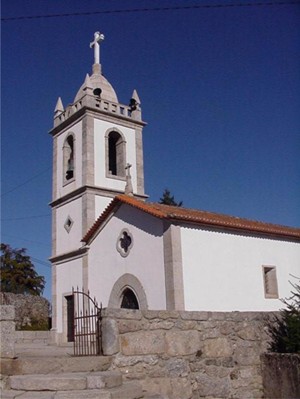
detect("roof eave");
top-left (169, 216), bottom-right (300, 242)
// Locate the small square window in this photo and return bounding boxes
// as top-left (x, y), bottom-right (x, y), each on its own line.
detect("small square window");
top-left (262, 266), bottom-right (279, 299)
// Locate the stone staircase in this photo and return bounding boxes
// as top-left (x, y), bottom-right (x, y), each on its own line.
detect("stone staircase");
top-left (1, 345), bottom-right (143, 399)
top-left (2, 370), bottom-right (143, 398)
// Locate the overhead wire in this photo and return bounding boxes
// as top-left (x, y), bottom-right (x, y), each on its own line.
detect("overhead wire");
top-left (30, 256), bottom-right (52, 269)
top-left (1, 233), bottom-right (50, 248)
top-left (1, 214), bottom-right (51, 222)
top-left (1, 167), bottom-right (51, 197)
top-left (2, 1), bottom-right (299, 21)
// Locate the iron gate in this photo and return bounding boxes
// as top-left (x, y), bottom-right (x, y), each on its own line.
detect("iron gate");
top-left (72, 288), bottom-right (102, 356)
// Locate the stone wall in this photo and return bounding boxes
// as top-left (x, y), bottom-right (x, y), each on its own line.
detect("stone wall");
top-left (15, 331), bottom-right (51, 345)
top-left (0, 306), bottom-right (15, 359)
top-left (102, 309), bottom-right (269, 399)
top-left (0, 293), bottom-right (50, 330)
top-left (262, 353), bottom-right (300, 399)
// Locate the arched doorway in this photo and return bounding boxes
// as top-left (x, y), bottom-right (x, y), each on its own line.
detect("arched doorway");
top-left (108, 273), bottom-right (148, 310)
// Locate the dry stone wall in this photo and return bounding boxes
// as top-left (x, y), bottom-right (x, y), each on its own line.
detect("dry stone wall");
top-left (0, 293), bottom-right (50, 330)
top-left (102, 309), bottom-right (270, 399)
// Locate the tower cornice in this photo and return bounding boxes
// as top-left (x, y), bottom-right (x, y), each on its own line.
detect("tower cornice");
top-left (49, 96), bottom-right (146, 137)
top-left (50, 184), bottom-right (148, 208)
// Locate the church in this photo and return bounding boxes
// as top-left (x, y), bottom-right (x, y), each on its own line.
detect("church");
top-left (49, 32), bottom-right (300, 343)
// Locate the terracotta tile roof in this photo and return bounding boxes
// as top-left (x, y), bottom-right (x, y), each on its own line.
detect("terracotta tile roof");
top-left (82, 194), bottom-right (300, 243)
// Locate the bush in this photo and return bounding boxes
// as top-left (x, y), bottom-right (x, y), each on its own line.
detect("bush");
top-left (267, 278), bottom-right (300, 353)
top-left (19, 317), bottom-right (49, 331)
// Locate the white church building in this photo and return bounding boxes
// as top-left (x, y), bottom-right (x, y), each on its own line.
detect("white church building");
top-left (50, 33), bottom-right (300, 343)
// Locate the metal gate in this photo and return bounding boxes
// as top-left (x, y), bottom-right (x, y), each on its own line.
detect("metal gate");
top-left (72, 288), bottom-right (102, 356)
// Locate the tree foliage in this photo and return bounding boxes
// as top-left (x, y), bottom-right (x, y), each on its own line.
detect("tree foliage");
top-left (266, 277), bottom-right (300, 353)
top-left (0, 243), bottom-right (45, 296)
top-left (159, 189), bottom-right (183, 207)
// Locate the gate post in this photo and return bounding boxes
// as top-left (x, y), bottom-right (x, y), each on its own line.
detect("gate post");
top-left (101, 309), bottom-right (119, 356)
top-left (0, 305), bottom-right (15, 359)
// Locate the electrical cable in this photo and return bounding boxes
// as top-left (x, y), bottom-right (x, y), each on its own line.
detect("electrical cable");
top-left (2, 1), bottom-right (299, 21)
top-left (30, 256), bottom-right (52, 268)
top-left (1, 167), bottom-right (51, 197)
top-left (1, 214), bottom-right (51, 222)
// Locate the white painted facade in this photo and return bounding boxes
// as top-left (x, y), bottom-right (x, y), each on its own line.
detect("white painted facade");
top-left (77, 201), bottom-right (299, 317)
top-left (88, 205), bottom-right (166, 310)
top-left (55, 257), bottom-right (83, 333)
top-left (180, 225), bottom-right (299, 311)
top-left (55, 197), bottom-right (83, 254)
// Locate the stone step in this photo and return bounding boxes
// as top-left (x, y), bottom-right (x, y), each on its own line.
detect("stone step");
top-left (1, 381), bottom-right (143, 399)
top-left (9, 371), bottom-right (122, 391)
top-left (1, 355), bottom-right (111, 376)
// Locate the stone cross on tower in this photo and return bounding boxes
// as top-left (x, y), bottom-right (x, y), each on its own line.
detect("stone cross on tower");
top-left (90, 31), bottom-right (105, 65)
top-left (125, 163), bottom-right (133, 196)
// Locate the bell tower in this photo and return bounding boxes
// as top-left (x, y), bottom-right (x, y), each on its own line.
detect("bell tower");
top-left (49, 32), bottom-right (147, 261)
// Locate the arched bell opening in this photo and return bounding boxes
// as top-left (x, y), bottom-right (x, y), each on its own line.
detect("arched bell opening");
top-left (106, 129), bottom-right (126, 178)
top-left (63, 134), bottom-right (75, 182)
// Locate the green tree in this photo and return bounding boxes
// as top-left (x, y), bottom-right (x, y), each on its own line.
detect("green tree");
top-left (0, 243), bottom-right (45, 296)
top-left (159, 189), bottom-right (183, 207)
top-left (266, 277), bottom-right (300, 353)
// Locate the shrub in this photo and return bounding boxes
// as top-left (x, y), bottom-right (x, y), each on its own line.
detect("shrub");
top-left (266, 277), bottom-right (300, 353)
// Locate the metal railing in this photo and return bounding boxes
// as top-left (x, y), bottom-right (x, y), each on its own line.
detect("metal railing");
top-left (72, 288), bottom-right (102, 356)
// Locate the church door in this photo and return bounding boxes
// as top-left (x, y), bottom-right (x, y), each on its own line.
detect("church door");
top-left (65, 295), bottom-right (74, 342)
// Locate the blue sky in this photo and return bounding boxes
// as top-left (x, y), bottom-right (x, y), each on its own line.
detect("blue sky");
top-left (2, 0), bottom-right (300, 300)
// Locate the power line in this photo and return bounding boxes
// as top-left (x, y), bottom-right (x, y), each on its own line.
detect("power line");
top-left (2, 1), bottom-right (299, 21)
top-left (1, 167), bottom-right (51, 197)
top-left (1, 233), bottom-right (50, 248)
top-left (1, 214), bottom-right (51, 222)
top-left (31, 256), bottom-right (52, 269)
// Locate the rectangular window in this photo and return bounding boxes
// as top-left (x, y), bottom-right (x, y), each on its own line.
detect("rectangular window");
top-left (262, 266), bottom-right (279, 299)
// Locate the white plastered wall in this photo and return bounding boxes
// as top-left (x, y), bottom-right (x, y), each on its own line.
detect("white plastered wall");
top-left (55, 257), bottom-right (83, 333)
top-left (95, 196), bottom-right (113, 220)
top-left (181, 226), bottom-right (300, 311)
top-left (88, 205), bottom-right (166, 310)
top-left (56, 197), bottom-right (83, 255)
top-left (56, 121), bottom-right (83, 199)
top-left (94, 119), bottom-right (136, 192)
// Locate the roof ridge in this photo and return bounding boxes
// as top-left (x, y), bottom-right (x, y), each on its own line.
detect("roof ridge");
top-left (82, 195), bottom-right (300, 244)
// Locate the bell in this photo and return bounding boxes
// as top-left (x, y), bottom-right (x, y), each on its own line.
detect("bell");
top-left (129, 98), bottom-right (137, 111)
top-left (66, 159), bottom-right (74, 180)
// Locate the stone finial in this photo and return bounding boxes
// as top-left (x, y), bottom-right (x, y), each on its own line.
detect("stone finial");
top-left (54, 97), bottom-right (64, 117)
top-left (84, 74), bottom-right (92, 88)
top-left (124, 163), bottom-right (133, 196)
top-left (131, 89), bottom-right (141, 105)
top-left (129, 89), bottom-right (142, 121)
top-left (83, 74), bottom-right (93, 95)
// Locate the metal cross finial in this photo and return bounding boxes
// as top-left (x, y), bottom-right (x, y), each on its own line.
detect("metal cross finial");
top-left (90, 32), bottom-right (105, 65)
